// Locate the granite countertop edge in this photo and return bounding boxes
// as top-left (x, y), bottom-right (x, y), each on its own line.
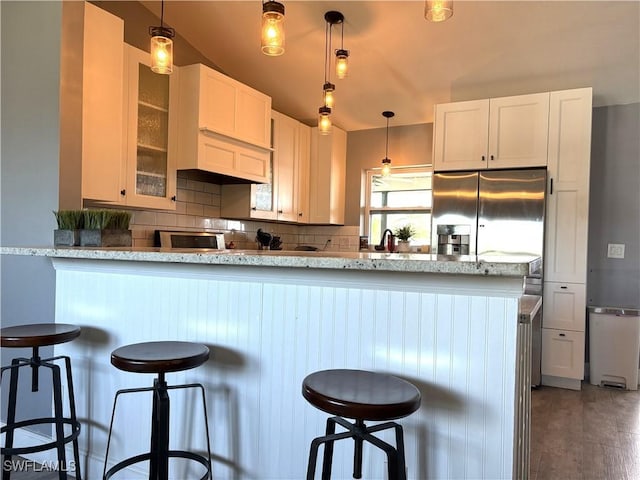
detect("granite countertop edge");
top-left (0, 246), bottom-right (541, 277)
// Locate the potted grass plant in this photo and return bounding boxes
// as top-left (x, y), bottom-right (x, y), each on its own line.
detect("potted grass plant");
top-left (394, 225), bottom-right (415, 253)
top-left (53, 210), bottom-right (84, 246)
top-left (79, 209), bottom-right (132, 247)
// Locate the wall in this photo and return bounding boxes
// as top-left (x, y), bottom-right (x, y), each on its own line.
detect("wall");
top-left (588, 103), bottom-right (640, 309)
top-left (344, 123), bottom-right (432, 227)
top-left (100, 172), bottom-right (360, 252)
top-left (0, 1), bottom-right (61, 431)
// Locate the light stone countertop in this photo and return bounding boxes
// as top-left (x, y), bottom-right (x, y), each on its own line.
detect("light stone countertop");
top-left (1, 246), bottom-right (542, 277)
top-left (519, 294), bottom-right (543, 323)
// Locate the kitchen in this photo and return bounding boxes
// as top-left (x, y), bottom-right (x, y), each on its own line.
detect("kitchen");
top-left (1, 1), bottom-right (639, 479)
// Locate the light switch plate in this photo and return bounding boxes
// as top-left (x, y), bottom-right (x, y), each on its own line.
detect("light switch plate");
top-left (607, 243), bottom-right (625, 259)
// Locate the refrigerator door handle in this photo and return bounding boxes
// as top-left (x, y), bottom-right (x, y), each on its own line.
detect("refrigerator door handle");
top-left (550, 178), bottom-right (554, 195)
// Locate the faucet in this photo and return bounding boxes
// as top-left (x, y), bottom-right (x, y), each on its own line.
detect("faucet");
top-left (378, 229), bottom-right (396, 252)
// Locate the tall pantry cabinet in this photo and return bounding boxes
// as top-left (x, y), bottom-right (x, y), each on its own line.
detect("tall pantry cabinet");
top-left (541, 87), bottom-right (593, 390)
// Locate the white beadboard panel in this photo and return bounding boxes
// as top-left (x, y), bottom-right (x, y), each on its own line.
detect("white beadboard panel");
top-left (52, 260), bottom-right (522, 480)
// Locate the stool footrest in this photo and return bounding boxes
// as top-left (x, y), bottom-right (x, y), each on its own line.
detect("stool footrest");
top-left (104, 450), bottom-right (211, 480)
top-left (1, 418), bottom-right (81, 456)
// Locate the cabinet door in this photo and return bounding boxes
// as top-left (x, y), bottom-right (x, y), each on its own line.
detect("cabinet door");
top-left (309, 127), bottom-right (346, 224)
top-left (541, 328), bottom-right (585, 379)
top-left (123, 45), bottom-right (176, 210)
top-left (544, 88), bottom-right (592, 283)
top-left (296, 124), bottom-right (311, 223)
top-left (542, 282), bottom-right (587, 331)
top-left (433, 99), bottom-right (489, 171)
top-left (76, 2), bottom-right (124, 205)
top-left (272, 111), bottom-right (298, 222)
top-left (198, 65), bottom-right (271, 150)
top-left (487, 92), bottom-right (550, 168)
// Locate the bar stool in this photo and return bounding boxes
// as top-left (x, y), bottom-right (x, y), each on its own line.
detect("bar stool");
top-left (103, 341), bottom-right (212, 480)
top-left (0, 323), bottom-right (82, 480)
top-left (302, 369), bottom-right (421, 480)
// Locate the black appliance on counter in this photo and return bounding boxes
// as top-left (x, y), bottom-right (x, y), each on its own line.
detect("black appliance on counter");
top-left (154, 230), bottom-right (226, 249)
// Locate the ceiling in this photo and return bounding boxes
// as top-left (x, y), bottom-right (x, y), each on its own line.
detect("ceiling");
top-left (139, 1), bottom-right (640, 132)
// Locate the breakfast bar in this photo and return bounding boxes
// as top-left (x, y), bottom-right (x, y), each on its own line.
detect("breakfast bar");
top-left (1, 247), bottom-right (541, 480)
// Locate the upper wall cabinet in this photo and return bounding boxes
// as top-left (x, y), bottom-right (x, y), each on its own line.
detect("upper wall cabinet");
top-left (309, 126), bottom-right (347, 225)
top-left (176, 64), bottom-right (271, 183)
top-left (121, 44), bottom-right (177, 210)
top-left (59, 2), bottom-right (125, 209)
top-left (433, 92), bottom-right (550, 171)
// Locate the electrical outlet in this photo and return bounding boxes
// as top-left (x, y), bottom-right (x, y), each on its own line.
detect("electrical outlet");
top-left (607, 243), bottom-right (625, 259)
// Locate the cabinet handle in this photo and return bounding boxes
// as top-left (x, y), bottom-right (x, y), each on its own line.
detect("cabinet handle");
top-left (298, 212), bottom-right (303, 217)
top-left (559, 333), bottom-right (566, 337)
top-left (481, 155), bottom-right (486, 162)
top-left (120, 189), bottom-right (126, 196)
top-left (278, 210), bottom-right (283, 214)
top-left (550, 178), bottom-right (554, 195)
top-left (171, 196), bottom-right (176, 202)
top-left (490, 155), bottom-right (494, 161)
top-left (251, 207), bottom-right (257, 211)
top-left (560, 285), bottom-right (568, 289)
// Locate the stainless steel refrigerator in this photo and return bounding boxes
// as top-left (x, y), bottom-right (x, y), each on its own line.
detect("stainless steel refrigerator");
top-left (431, 168), bottom-right (546, 386)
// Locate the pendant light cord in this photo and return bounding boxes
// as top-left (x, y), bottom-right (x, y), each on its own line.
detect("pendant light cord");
top-left (385, 116), bottom-right (390, 158)
top-left (160, 0), bottom-right (164, 28)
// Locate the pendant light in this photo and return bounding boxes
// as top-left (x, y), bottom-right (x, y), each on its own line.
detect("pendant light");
top-left (425, 0), bottom-right (454, 22)
top-left (318, 106), bottom-right (332, 135)
top-left (380, 111), bottom-right (394, 177)
top-left (261, 1), bottom-right (285, 56)
top-left (149, 0), bottom-right (175, 74)
top-left (335, 16), bottom-right (349, 79)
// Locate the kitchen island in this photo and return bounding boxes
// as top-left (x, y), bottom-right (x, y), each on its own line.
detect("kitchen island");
top-left (1, 247), bottom-right (541, 480)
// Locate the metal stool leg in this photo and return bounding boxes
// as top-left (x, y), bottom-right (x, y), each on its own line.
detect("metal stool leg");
top-left (51, 363), bottom-right (69, 480)
top-left (149, 374), bottom-right (170, 480)
top-left (352, 419), bottom-right (365, 479)
top-left (320, 417), bottom-right (336, 480)
top-left (2, 359), bottom-right (21, 480)
top-left (63, 356), bottom-right (82, 480)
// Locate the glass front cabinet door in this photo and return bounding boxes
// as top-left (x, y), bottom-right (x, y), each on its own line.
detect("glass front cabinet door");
top-left (122, 44), bottom-right (177, 209)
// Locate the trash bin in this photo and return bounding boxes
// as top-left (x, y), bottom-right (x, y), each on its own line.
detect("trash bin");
top-left (589, 306), bottom-right (640, 390)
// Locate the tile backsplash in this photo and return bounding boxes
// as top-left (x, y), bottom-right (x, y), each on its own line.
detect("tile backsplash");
top-left (96, 172), bottom-right (361, 251)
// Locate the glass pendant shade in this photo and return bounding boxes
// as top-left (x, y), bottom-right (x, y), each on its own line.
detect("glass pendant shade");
top-left (425, 0), bottom-right (453, 22)
top-left (381, 159), bottom-right (391, 177)
top-left (150, 35), bottom-right (173, 74)
top-left (262, 1), bottom-right (285, 56)
top-left (323, 82), bottom-right (335, 108)
top-left (318, 106), bottom-right (332, 135)
top-left (335, 50), bottom-right (349, 79)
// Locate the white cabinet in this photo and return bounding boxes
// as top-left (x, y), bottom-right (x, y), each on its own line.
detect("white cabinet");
top-left (59, 2), bottom-right (124, 209)
top-left (541, 329), bottom-right (585, 380)
top-left (541, 87), bottom-right (592, 387)
top-left (296, 124), bottom-right (311, 223)
top-left (120, 44), bottom-right (177, 210)
top-left (221, 111), bottom-right (308, 223)
top-left (433, 92), bottom-right (550, 171)
top-left (543, 282), bottom-right (587, 331)
top-left (177, 64), bottom-right (271, 183)
top-left (309, 126), bottom-right (347, 225)
top-left (544, 88), bottom-right (592, 283)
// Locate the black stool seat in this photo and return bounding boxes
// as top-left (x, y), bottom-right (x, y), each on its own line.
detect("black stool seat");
top-left (111, 341), bottom-right (210, 373)
top-left (302, 369), bottom-right (421, 480)
top-left (1, 323), bottom-right (82, 480)
top-left (1, 323), bottom-right (81, 348)
top-left (303, 369), bottom-right (421, 421)
top-left (104, 341), bottom-right (212, 480)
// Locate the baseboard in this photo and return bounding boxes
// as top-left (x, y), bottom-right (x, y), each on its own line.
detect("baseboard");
top-left (541, 375), bottom-right (582, 390)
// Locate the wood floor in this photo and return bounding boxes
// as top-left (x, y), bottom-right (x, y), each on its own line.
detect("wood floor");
top-left (531, 382), bottom-right (640, 480)
top-left (4, 382), bottom-right (640, 479)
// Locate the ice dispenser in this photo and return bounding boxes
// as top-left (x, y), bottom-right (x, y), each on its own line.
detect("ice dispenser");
top-left (436, 225), bottom-right (470, 255)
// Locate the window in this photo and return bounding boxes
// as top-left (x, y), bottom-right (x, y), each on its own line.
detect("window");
top-left (364, 166), bottom-right (433, 249)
